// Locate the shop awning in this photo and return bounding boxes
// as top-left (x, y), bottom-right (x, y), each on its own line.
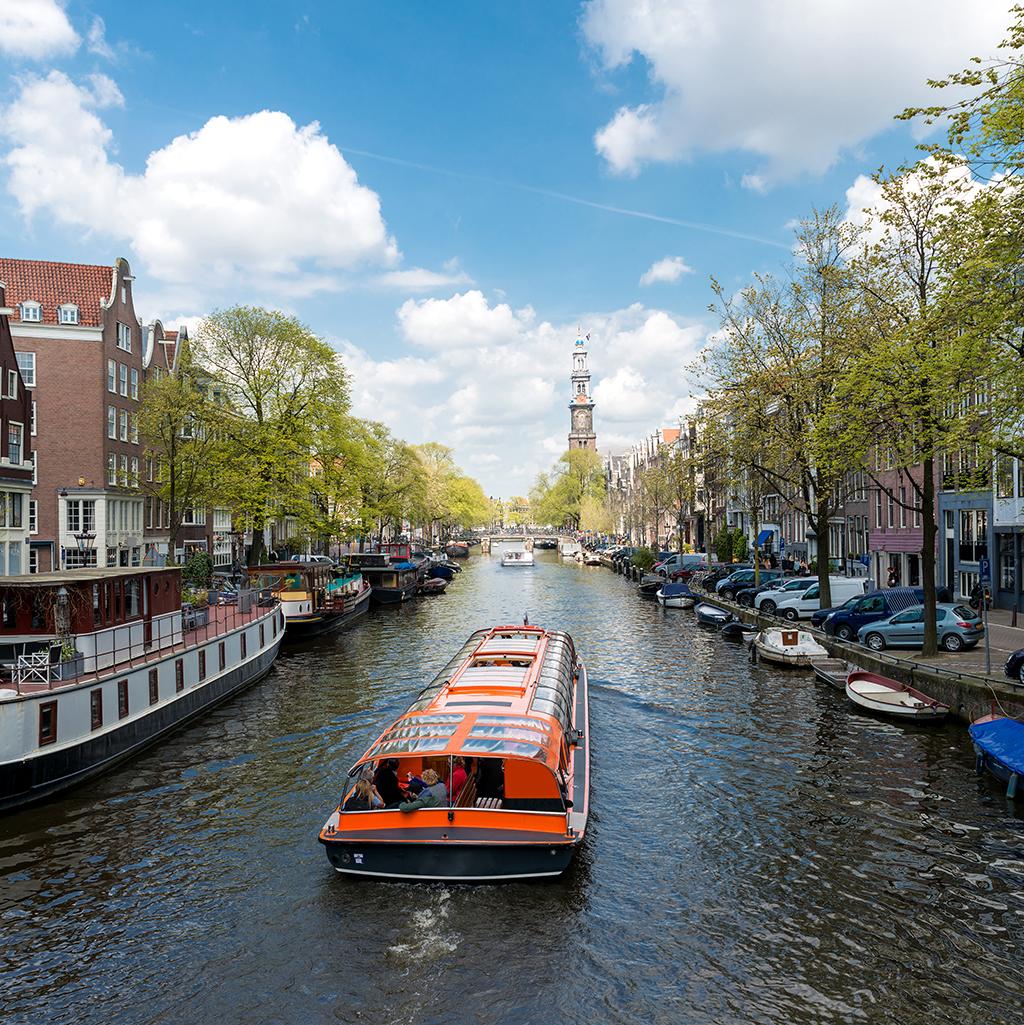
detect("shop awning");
top-left (757, 529), bottom-right (773, 546)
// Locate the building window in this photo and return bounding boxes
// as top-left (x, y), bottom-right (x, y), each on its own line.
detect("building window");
top-left (130, 367), bottom-right (139, 400)
top-left (31, 451), bottom-right (37, 486)
top-left (108, 359), bottom-right (116, 393)
top-left (58, 304), bottom-right (79, 325)
top-left (7, 423), bottom-right (22, 465)
top-left (117, 322), bottom-right (132, 352)
top-left (146, 457), bottom-right (154, 482)
top-left (997, 454), bottom-right (1014, 499)
top-left (887, 494), bottom-right (894, 529)
top-left (20, 301), bottom-right (41, 323)
top-left (15, 351), bottom-right (35, 387)
top-left (899, 487), bottom-right (907, 528)
top-left (90, 688), bottom-right (103, 730)
top-left (38, 701), bottom-right (58, 746)
top-left (149, 668), bottom-right (159, 705)
top-left (120, 454), bottom-right (128, 487)
top-left (30, 401), bottom-right (36, 436)
top-left (29, 499), bottom-right (36, 534)
top-left (117, 679), bottom-right (129, 719)
top-left (10, 493), bottom-right (22, 528)
top-left (130, 457), bottom-right (139, 487)
top-left (119, 363), bottom-right (128, 396)
top-left (130, 414), bottom-right (139, 444)
top-left (959, 509), bottom-right (989, 564)
top-left (1000, 533), bottom-right (1015, 591)
top-left (28, 548), bottom-right (37, 574)
top-left (107, 453), bottom-right (117, 485)
top-left (240, 632), bottom-right (247, 659)
top-left (7, 370), bottom-right (17, 400)
top-left (108, 405), bottom-right (117, 439)
top-left (218, 641), bottom-right (226, 671)
top-left (66, 499), bottom-right (96, 533)
top-left (175, 659), bottom-right (184, 692)
top-left (65, 549), bottom-right (98, 569)
top-left (198, 649), bottom-right (206, 681)
top-left (119, 409), bottom-right (128, 442)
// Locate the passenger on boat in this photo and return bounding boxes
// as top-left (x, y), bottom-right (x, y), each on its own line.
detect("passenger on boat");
top-left (372, 759), bottom-right (404, 807)
top-left (343, 779), bottom-right (383, 812)
top-left (448, 757), bottom-right (468, 800)
top-left (399, 769), bottom-right (448, 812)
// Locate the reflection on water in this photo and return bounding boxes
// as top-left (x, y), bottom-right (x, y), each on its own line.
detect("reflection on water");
top-left (2, 549), bottom-right (1024, 1025)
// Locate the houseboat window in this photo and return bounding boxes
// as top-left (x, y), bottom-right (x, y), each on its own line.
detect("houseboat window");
top-left (92, 585), bottom-right (102, 626)
top-left (126, 579), bottom-right (140, 618)
top-left (38, 701), bottom-right (58, 746)
top-left (218, 642), bottom-right (226, 671)
top-left (272, 616), bottom-right (277, 638)
top-left (113, 583), bottom-right (122, 622)
top-left (90, 689), bottom-right (103, 730)
top-left (2, 601), bottom-right (16, 629)
top-left (259, 624), bottom-right (265, 648)
top-left (31, 596), bottom-right (45, 630)
top-left (117, 679), bottom-right (129, 719)
top-left (148, 668), bottom-right (159, 705)
top-left (175, 659), bottom-right (184, 692)
top-left (240, 633), bottom-right (247, 659)
top-left (198, 650), bottom-right (206, 681)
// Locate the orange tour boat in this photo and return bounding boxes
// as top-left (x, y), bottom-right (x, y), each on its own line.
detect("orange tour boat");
top-left (318, 623), bottom-right (589, 881)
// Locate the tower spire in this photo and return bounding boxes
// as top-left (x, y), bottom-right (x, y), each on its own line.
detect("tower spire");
top-left (568, 330), bottom-right (597, 452)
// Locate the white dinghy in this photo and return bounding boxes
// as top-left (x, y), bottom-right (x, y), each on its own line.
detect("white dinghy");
top-left (753, 628), bottom-right (828, 668)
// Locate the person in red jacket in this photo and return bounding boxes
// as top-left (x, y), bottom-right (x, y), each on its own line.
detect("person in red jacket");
top-left (449, 757), bottom-right (468, 801)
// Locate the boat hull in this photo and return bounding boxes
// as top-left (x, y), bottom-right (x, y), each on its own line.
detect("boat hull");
top-left (845, 671), bottom-right (949, 722)
top-left (321, 833), bottom-right (578, 881)
top-left (0, 635), bottom-right (283, 814)
top-left (428, 564), bottom-right (455, 581)
top-left (283, 588), bottom-right (370, 640)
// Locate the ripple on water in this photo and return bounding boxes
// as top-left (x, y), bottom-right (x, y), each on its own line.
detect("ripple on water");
top-left (2, 552), bottom-right (1024, 1025)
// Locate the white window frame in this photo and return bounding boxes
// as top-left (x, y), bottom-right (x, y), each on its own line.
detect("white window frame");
top-left (108, 406), bottom-right (117, 440)
top-left (19, 302), bottom-right (41, 323)
top-left (120, 454), bottom-right (128, 487)
top-left (130, 367), bottom-right (139, 400)
top-left (29, 499), bottom-right (37, 534)
top-left (107, 453), bottom-right (117, 486)
top-left (130, 414), bottom-right (138, 445)
top-left (119, 409), bottom-right (128, 442)
top-left (31, 451), bottom-right (37, 485)
top-left (117, 322), bottom-right (132, 352)
top-left (119, 363), bottom-right (128, 397)
top-left (107, 359), bottom-right (116, 393)
top-left (131, 457), bottom-right (139, 488)
top-left (58, 304), bottom-right (79, 325)
top-left (7, 422), bottom-right (23, 465)
top-left (30, 401), bottom-right (36, 437)
top-left (7, 370), bottom-right (17, 400)
top-left (15, 352), bottom-right (35, 388)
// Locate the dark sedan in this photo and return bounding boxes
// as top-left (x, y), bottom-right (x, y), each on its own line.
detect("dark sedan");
top-left (1005, 648), bottom-right (1024, 685)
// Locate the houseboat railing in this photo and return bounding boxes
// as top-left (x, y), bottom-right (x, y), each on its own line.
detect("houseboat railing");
top-left (5, 588), bottom-right (280, 694)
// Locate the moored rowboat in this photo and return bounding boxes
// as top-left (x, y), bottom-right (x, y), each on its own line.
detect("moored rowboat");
top-left (970, 714), bottom-right (1024, 794)
top-left (845, 670), bottom-right (949, 722)
top-left (695, 603), bottom-right (733, 627)
top-left (656, 583), bottom-right (695, 608)
top-left (318, 623), bottom-right (590, 881)
top-left (811, 658), bottom-right (853, 691)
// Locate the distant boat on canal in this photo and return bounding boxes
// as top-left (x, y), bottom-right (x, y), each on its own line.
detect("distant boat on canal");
top-left (248, 561), bottom-right (370, 639)
top-left (445, 541), bottom-right (470, 559)
top-left (501, 548), bottom-right (534, 567)
top-left (348, 545), bottom-right (420, 604)
top-left (318, 622), bottom-right (590, 881)
top-left (0, 567), bottom-right (283, 814)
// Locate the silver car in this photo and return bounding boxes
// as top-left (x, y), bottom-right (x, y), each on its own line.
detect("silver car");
top-left (857, 603), bottom-right (984, 653)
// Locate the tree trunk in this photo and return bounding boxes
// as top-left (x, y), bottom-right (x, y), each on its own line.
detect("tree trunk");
top-left (815, 495), bottom-right (832, 609)
top-left (921, 457), bottom-right (938, 656)
top-left (248, 528), bottom-right (265, 567)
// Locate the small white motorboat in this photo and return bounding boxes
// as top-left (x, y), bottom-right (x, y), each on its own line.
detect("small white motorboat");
top-left (845, 670), bottom-right (949, 722)
top-left (657, 583), bottom-right (697, 609)
top-left (501, 549), bottom-right (535, 567)
top-left (753, 628), bottom-right (828, 667)
top-left (694, 603), bottom-right (733, 627)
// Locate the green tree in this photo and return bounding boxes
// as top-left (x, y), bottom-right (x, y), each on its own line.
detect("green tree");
top-left (196, 306), bottom-right (350, 566)
top-left (137, 340), bottom-right (221, 563)
top-left (532, 449), bottom-right (605, 530)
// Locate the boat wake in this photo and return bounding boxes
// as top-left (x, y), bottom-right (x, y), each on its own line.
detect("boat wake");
top-left (387, 889), bottom-right (460, 961)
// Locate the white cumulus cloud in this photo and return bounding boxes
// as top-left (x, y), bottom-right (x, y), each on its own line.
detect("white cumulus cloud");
top-left (639, 255), bottom-right (693, 286)
top-left (0, 0), bottom-right (79, 59)
top-left (2, 71), bottom-right (399, 302)
top-left (583, 0), bottom-right (1009, 185)
top-left (397, 290), bottom-right (533, 349)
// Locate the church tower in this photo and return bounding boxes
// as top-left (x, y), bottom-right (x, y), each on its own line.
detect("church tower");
top-left (568, 333), bottom-right (597, 452)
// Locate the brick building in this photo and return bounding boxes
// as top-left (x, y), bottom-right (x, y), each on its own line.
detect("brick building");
top-left (0, 285), bottom-right (34, 574)
top-left (0, 258), bottom-right (145, 571)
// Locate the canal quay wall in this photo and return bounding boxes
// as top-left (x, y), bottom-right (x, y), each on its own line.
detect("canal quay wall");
top-left (604, 556), bottom-right (1024, 722)
top-left (701, 594), bottom-right (1024, 724)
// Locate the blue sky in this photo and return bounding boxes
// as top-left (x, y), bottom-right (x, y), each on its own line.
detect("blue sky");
top-left (0, 1), bottom-right (1014, 495)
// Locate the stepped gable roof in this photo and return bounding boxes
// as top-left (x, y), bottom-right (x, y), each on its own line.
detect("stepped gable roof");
top-left (0, 258), bottom-right (114, 326)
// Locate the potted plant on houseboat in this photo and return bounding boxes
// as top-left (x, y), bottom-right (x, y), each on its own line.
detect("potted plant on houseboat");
top-left (50, 640), bottom-right (85, 681)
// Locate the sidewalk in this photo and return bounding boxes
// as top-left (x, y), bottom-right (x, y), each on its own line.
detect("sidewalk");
top-left (912, 606), bottom-right (1024, 677)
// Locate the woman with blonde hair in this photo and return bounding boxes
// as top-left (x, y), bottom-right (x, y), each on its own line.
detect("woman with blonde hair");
top-left (343, 778), bottom-right (383, 811)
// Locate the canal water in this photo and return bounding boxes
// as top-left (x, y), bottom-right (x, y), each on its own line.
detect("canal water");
top-left (2, 550), bottom-right (1023, 1025)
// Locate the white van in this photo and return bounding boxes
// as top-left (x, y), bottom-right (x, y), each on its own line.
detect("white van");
top-left (773, 577), bottom-right (868, 621)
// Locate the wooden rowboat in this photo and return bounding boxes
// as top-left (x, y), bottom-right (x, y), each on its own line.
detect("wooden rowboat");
top-left (811, 658), bottom-right (853, 691)
top-left (845, 670), bottom-right (949, 723)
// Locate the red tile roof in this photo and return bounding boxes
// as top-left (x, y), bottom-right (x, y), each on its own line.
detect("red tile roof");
top-left (0, 258), bottom-right (115, 327)
top-left (661, 427), bottom-right (681, 445)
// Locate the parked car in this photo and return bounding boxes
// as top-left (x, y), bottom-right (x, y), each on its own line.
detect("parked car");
top-left (810, 594), bottom-right (864, 628)
top-left (655, 552), bottom-right (707, 576)
top-left (291, 554), bottom-right (334, 565)
top-left (752, 577), bottom-right (819, 614)
top-left (823, 587), bottom-right (926, 640)
top-left (734, 577), bottom-right (789, 607)
top-left (716, 568), bottom-right (784, 601)
top-left (858, 603), bottom-right (984, 652)
top-left (770, 577), bottom-right (869, 621)
top-left (1004, 648), bottom-right (1024, 685)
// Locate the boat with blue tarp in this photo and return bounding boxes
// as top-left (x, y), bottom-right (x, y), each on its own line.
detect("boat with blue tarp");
top-left (969, 714), bottom-right (1024, 796)
top-left (656, 582), bottom-right (696, 608)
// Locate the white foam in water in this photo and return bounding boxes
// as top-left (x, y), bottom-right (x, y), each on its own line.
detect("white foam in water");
top-left (388, 888), bottom-right (459, 959)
